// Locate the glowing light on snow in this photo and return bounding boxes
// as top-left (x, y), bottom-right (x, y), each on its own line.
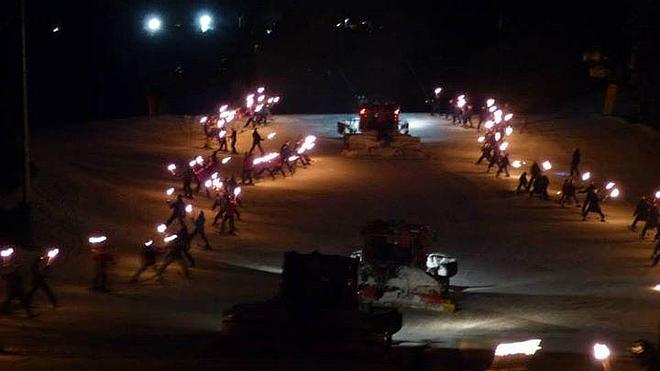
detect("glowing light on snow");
top-left (200, 116), bottom-right (208, 124)
top-left (222, 157), bottom-right (231, 164)
top-left (542, 161), bottom-right (552, 170)
top-left (88, 236), bottom-right (107, 244)
top-left (592, 343), bottom-right (611, 361)
top-left (253, 152), bottom-right (280, 165)
top-left (185, 205), bottom-right (193, 213)
top-left (499, 141), bottom-right (509, 151)
top-left (167, 164), bottom-right (176, 173)
top-left (477, 136), bottom-right (485, 143)
top-left (163, 234), bottom-right (178, 243)
top-left (494, 132), bottom-right (502, 142)
top-left (204, 180), bottom-right (212, 188)
top-left (484, 120), bottom-right (494, 129)
top-left (581, 172), bottom-right (591, 181)
top-left (157, 224), bottom-right (167, 233)
top-left (610, 188), bottom-right (620, 198)
top-left (512, 160), bottom-right (522, 168)
top-left (605, 182), bottom-right (615, 190)
top-left (144, 240), bottom-right (153, 247)
top-left (47, 248), bottom-right (59, 259)
top-left (195, 156), bottom-right (204, 165)
top-left (1, 248), bottom-right (15, 258)
top-left (234, 187), bottom-right (242, 197)
top-left (486, 98), bottom-right (495, 107)
top-left (257, 87), bottom-right (265, 94)
top-left (489, 106), bottom-right (497, 113)
top-left (505, 126), bottom-right (513, 136)
top-left (494, 339), bottom-right (542, 357)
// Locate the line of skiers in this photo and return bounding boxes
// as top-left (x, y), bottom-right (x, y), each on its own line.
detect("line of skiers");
top-left (476, 131), bottom-right (511, 178)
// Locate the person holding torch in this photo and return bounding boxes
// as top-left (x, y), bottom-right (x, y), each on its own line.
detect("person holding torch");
top-left (26, 248), bottom-right (59, 308)
top-left (1, 247), bottom-right (36, 317)
top-left (89, 236), bottom-right (114, 293)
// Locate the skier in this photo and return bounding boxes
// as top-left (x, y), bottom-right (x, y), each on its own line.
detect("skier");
top-left (631, 196), bottom-right (650, 231)
top-left (182, 167), bottom-right (194, 198)
top-left (1, 251), bottom-right (36, 317)
top-left (217, 130), bottom-right (228, 152)
top-left (476, 144), bottom-right (492, 165)
top-left (528, 162), bottom-right (541, 189)
top-left (156, 234), bottom-right (191, 281)
top-left (230, 127), bottom-right (238, 154)
top-left (130, 240), bottom-right (164, 283)
top-left (530, 174), bottom-right (550, 200)
top-left (190, 211), bottom-right (211, 250)
top-left (516, 172), bottom-right (529, 193)
top-left (242, 152), bottom-right (255, 185)
top-left (211, 191), bottom-right (228, 226)
top-left (90, 238), bottom-right (114, 292)
top-left (249, 128), bottom-right (264, 155)
top-left (26, 251), bottom-right (58, 308)
top-left (220, 196), bottom-right (241, 235)
top-left (559, 178), bottom-right (579, 207)
top-left (581, 185), bottom-right (605, 222)
top-left (570, 148), bottom-right (581, 177)
top-left (486, 148), bottom-right (501, 173)
top-left (496, 152), bottom-right (510, 177)
top-left (651, 238), bottom-right (659, 266)
top-left (166, 195), bottom-right (187, 227)
top-left (640, 201), bottom-right (658, 240)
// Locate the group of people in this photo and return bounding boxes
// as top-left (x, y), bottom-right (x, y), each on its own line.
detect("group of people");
top-left (631, 196), bottom-right (660, 266)
top-left (1, 248), bottom-right (58, 318)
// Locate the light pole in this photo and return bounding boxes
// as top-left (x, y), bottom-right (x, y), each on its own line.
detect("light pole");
top-left (20, 0), bottom-right (30, 206)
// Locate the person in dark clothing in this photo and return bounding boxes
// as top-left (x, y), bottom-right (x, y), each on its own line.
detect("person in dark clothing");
top-left (166, 195), bottom-right (187, 227)
top-left (530, 175), bottom-right (550, 200)
top-left (230, 128), bottom-right (238, 154)
top-left (157, 234), bottom-right (191, 280)
top-left (640, 202), bottom-right (659, 240)
top-left (476, 144), bottom-right (492, 165)
top-left (477, 106), bottom-right (488, 131)
top-left (217, 130), bottom-right (228, 152)
top-left (177, 225), bottom-right (195, 267)
top-left (581, 186), bottom-right (605, 221)
top-left (631, 197), bottom-right (650, 231)
top-left (496, 152), bottom-right (510, 177)
top-left (249, 128), bottom-right (264, 155)
top-left (220, 197), bottom-right (240, 235)
top-left (91, 240), bottom-right (114, 292)
top-left (182, 167), bottom-right (194, 198)
top-left (462, 105), bottom-right (474, 127)
top-left (190, 211), bottom-right (211, 250)
top-left (570, 148), bottom-right (581, 177)
top-left (211, 191), bottom-right (228, 225)
top-left (651, 238), bottom-right (660, 266)
top-left (242, 152), bottom-right (255, 185)
top-left (516, 172), bottom-right (529, 193)
top-left (559, 178), bottom-right (579, 208)
top-left (486, 149), bottom-right (501, 173)
top-left (130, 240), bottom-right (164, 283)
top-left (26, 252), bottom-right (58, 307)
top-left (2, 254), bottom-right (36, 317)
top-left (528, 162), bottom-right (541, 188)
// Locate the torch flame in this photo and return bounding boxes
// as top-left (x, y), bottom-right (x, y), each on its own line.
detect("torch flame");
top-left (211, 172), bottom-right (218, 179)
top-left (542, 161), bottom-right (552, 170)
top-left (494, 339), bottom-right (542, 357)
top-left (504, 113), bottom-right (514, 121)
top-left (255, 104), bottom-right (264, 112)
top-left (273, 96), bottom-right (280, 103)
top-left (200, 116), bottom-right (208, 124)
top-left (257, 95), bottom-right (265, 103)
top-left (219, 104), bottom-right (228, 113)
top-left (1, 248), bottom-right (15, 258)
top-left (610, 188), bottom-right (620, 198)
top-left (593, 343), bottom-right (611, 361)
top-left (655, 190), bottom-right (660, 199)
top-left (499, 141), bottom-right (509, 151)
top-left (167, 164), bottom-right (177, 172)
top-left (189, 160), bottom-right (197, 167)
top-left (257, 87), bottom-right (265, 94)
top-left (512, 160), bottom-right (522, 168)
top-left (88, 236), bottom-right (107, 244)
top-left (222, 157), bottom-right (231, 165)
top-left (486, 98), bottom-right (495, 108)
top-left (163, 234), bottom-right (178, 243)
top-left (581, 172), bottom-right (591, 181)
top-left (166, 187), bottom-right (175, 196)
top-left (288, 155), bottom-right (299, 162)
top-left (489, 106), bottom-right (497, 113)
top-left (477, 136), bottom-right (485, 143)
top-left (494, 132), bottom-right (502, 142)
top-left (434, 87), bottom-right (442, 95)
top-left (267, 132), bottom-right (277, 140)
top-left (47, 248), bottom-right (60, 259)
top-left (234, 187), bottom-right (241, 197)
top-left (157, 224), bottom-right (166, 233)
top-left (505, 126), bottom-right (513, 136)
top-left (185, 205), bottom-right (193, 213)
top-left (144, 240), bottom-right (153, 247)
top-left (484, 120), bottom-right (494, 129)
top-left (195, 156), bottom-right (204, 165)
top-left (204, 179), bottom-right (212, 188)
top-left (605, 182), bottom-right (615, 190)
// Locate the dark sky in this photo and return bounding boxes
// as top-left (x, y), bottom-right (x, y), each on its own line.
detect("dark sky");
top-left (0, 0), bottom-right (657, 126)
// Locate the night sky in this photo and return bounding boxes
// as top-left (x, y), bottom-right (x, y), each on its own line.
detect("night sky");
top-left (1, 1), bottom-right (659, 130)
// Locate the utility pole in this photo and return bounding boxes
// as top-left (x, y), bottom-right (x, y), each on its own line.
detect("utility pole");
top-left (20, 0), bottom-right (31, 206)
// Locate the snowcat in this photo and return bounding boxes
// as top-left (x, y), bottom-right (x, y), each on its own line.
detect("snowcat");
top-left (351, 220), bottom-right (458, 312)
top-left (220, 251), bottom-right (403, 353)
top-left (337, 101), bottom-right (426, 159)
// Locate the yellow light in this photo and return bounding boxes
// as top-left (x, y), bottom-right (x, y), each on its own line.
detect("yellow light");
top-left (494, 339), bottom-right (542, 356)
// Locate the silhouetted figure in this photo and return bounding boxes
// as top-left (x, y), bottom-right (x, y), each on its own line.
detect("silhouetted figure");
top-left (190, 211), bottom-right (211, 250)
top-left (249, 128), bottom-right (264, 155)
top-left (230, 128), bottom-right (238, 154)
top-left (570, 148), bottom-right (581, 177)
top-left (130, 241), bottom-right (164, 283)
top-left (166, 195), bottom-right (187, 228)
top-left (516, 172), bottom-right (529, 193)
top-left (242, 152), bottom-right (255, 185)
top-left (182, 167), bottom-right (194, 198)
top-left (496, 152), bottom-right (510, 177)
top-left (640, 202), bottom-right (658, 240)
top-left (91, 242), bottom-right (114, 292)
top-left (2, 258), bottom-right (35, 317)
top-left (631, 197), bottom-right (651, 231)
top-left (26, 254), bottom-right (57, 308)
top-left (560, 178), bottom-right (579, 207)
top-left (220, 197), bottom-right (240, 235)
top-left (581, 186), bottom-right (605, 222)
top-left (157, 234), bottom-right (191, 280)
